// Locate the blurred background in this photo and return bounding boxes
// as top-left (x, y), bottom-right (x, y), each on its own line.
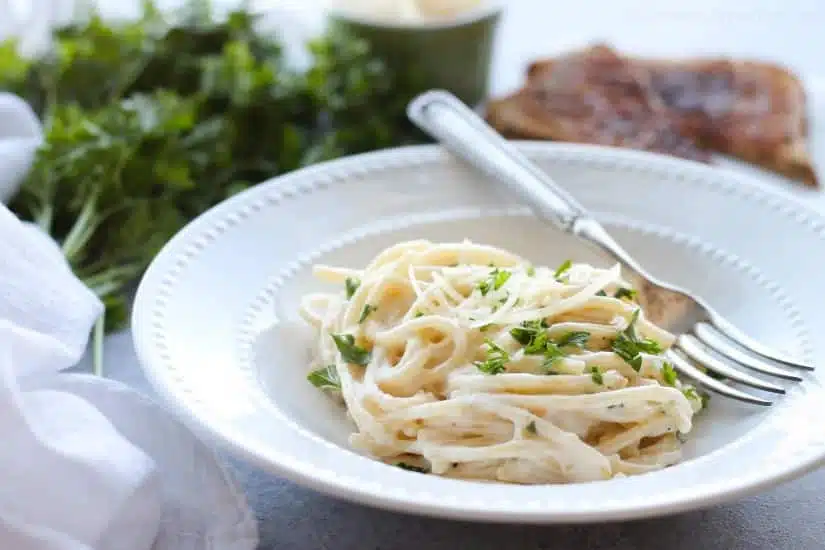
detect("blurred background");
top-left (4, 0), bottom-right (824, 95)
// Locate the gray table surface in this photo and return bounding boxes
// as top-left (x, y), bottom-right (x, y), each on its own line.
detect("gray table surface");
top-left (77, 331), bottom-right (825, 550)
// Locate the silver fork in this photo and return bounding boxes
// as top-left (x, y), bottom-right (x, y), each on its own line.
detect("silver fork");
top-left (407, 90), bottom-right (814, 406)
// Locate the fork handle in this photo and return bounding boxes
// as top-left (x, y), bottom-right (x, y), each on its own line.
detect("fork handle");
top-left (406, 90), bottom-right (649, 276)
top-left (408, 90), bottom-right (585, 232)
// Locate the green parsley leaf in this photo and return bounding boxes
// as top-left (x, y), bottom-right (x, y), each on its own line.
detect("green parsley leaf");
top-left (614, 287), bottom-right (638, 301)
top-left (414, 311), bottom-right (424, 318)
top-left (494, 269), bottom-right (511, 290)
top-left (683, 387), bottom-right (699, 401)
top-left (612, 338), bottom-right (644, 371)
top-left (526, 265), bottom-right (536, 277)
top-left (542, 347), bottom-right (564, 372)
top-left (682, 386), bottom-right (710, 409)
top-left (359, 304), bottom-right (377, 323)
top-left (554, 259), bottom-right (572, 280)
top-left (526, 421), bottom-right (537, 434)
top-left (596, 290), bottom-right (608, 297)
top-left (590, 366), bottom-right (604, 385)
top-left (556, 331), bottom-right (590, 349)
top-left (331, 333), bottom-right (371, 366)
top-left (623, 309), bottom-right (642, 339)
top-left (307, 365), bottom-right (341, 391)
top-left (509, 319), bottom-right (547, 346)
top-left (661, 362), bottom-right (678, 386)
top-left (511, 320), bottom-right (556, 355)
top-left (524, 331), bottom-right (551, 355)
top-left (396, 462), bottom-right (429, 473)
top-left (636, 339), bottom-right (662, 354)
top-left (345, 278), bottom-right (360, 299)
top-left (478, 268), bottom-right (511, 296)
top-left (611, 309), bottom-right (662, 371)
top-left (510, 323), bottom-right (537, 345)
top-left (474, 339), bottom-right (509, 375)
top-left (510, 320), bottom-right (576, 371)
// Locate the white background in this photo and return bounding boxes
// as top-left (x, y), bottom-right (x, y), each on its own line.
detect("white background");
top-left (4, 0), bottom-right (825, 93)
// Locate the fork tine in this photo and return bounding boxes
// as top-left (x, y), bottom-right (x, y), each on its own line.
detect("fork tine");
top-left (708, 314), bottom-right (814, 370)
top-left (693, 323), bottom-right (804, 381)
top-left (677, 335), bottom-right (785, 394)
top-left (664, 350), bottom-right (772, 406)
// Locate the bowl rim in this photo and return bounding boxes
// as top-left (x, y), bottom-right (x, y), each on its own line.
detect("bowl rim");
top-left (327, 1), bottom-right (503, 31)
top-left (133, 141), bottom-right (825, 523)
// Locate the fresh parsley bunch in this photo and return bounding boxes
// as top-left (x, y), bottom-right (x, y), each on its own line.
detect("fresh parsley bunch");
top-left (0, 1), bottom-right (427, 366)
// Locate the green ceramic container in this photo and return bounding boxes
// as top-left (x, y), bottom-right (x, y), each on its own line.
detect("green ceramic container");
top-left (328, 5), bottom-right (502, 106)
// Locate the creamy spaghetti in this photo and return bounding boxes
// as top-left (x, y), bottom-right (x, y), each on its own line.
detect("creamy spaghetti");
top-left (300, 240), bottom-right (705, 484)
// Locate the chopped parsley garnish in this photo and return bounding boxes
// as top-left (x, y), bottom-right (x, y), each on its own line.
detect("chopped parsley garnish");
top-left (525, 331), bottom-right (552, 355)
top-left (414, 311), bottom-right (424, 318)
top-left (479, 324), bottom-right (492, 332)
top-left (526, 421), bottom-right (537, 435)
top-left (513, 320), bottom-right (555, 355)
top-left (554, 259), bottom-right (572, 281)
top-left (682, 387), bottom-right (710, 408)
top-left (396, 462), bottom-right (429, 473)
top-left (475, 339), bottom-right (509, 375)
top-left (612, 338), bottom-right (643, 371)
top-left (614, 287), bottom-right (638, 301)
top-left (590, 366), bottom-right (604, 385)
top-left (526, 264), bottom-right (536, 277)
top-left (683, 387), bottom-right (699, 401)
top-left (359, 304), bottom-right (377, 323)
top-left (611, 309), bottom-right (662, 371)
top-left (661, 362), bottom-right (678, 386)
top-left (478, 268), bottom-right (512, 296)
top-left (509, 319), bottom-right (547, 346)
top-left (345, 277), bottom-right (360, 299)
top-left (331, 333), bottom-right (371, 366)
top-left (556, 331), bottom-right (590, 349)
top-left (607, 403), bottom-right (624, 410)
top-left (542, 347), bottom-right (564, 372)
top-left (307, 365), bottom-right (341, 391)
top-left (596, 290), bottom-right (608, 297)
top-left (510, 321), bottom-right (586, 372)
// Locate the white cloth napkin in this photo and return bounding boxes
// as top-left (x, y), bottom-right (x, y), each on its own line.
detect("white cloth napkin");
top-left (0, 101), bottom-right (258, 549)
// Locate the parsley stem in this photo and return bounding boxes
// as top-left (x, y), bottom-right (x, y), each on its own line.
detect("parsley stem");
top-left (82, 263), bottom-right (143, 292)
top-left (61, 193), bottom-right (100, 263)
top-left (35, 204), bottom-right (53, 234)
top-left (87, 281), bottom-right (124, 300)
top-left (92, 313), bottom-right (105, 377)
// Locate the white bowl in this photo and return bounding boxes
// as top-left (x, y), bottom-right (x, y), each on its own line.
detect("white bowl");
top-left (133, 142), bottom-right (825, 523)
